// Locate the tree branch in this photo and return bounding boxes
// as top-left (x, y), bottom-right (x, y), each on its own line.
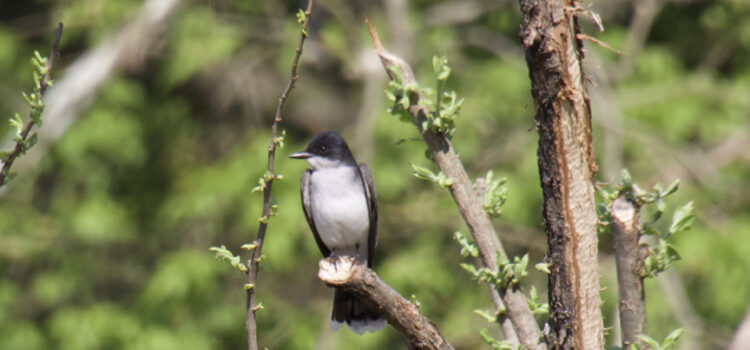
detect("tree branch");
top-left (318, 257), bottom-right (454, 350)
top-left (0, 22), bottom-right (63, 187)
top-left (0, 0), bottom-right (183, 199)
top-left (518, 0), bottom-right (604, 348)
top-left (245, 1), bottom-right (313, 350)
top-left (611, 196), bottom-right (647, 349)
top-left (366, 19), bottom-right (544, 350)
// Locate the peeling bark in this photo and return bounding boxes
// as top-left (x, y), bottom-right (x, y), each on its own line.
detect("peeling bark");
top-left (518, 0), bottom-right (604, 348)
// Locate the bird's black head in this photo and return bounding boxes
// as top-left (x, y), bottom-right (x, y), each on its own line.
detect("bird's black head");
top-left (289, 131), bottom-right (356, 168)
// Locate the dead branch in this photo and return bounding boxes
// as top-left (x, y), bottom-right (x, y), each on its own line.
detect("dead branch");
top-left (318, 257), bottom-right (454, 350)
top-left (367, 19), bottom-right (544, 350)
top-left (611, 196), bottom-right (647, 349)
top-left (245, 1), bottom-right (314, 350)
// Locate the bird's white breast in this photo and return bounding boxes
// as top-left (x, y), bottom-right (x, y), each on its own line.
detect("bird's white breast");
top-left (310, 166), bottom-right (370, 253)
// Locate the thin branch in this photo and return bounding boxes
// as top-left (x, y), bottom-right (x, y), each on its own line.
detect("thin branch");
top-left (0, 22), bottom-right (63, 187)
top-left (475, 177), bottom-right (520, 348)
top-left (318, 257), bottom-right (454, 350)
top-left (0, 0), bottom-right (183, 199)
top-left (576, 33), bottom-right (624, 55)
top-left (366, 19), bottom-right (544, 350)
top-left (611, 196), bottom-right (647, 349)
top-left (245, 2), bottom-right (313, 350)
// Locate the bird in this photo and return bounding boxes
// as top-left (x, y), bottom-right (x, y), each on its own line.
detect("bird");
top-left (289, 131), bottom-right (385, 335)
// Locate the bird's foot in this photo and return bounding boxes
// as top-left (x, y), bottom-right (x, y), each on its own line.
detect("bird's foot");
top-left (318, 256), bottom-right (358, 285)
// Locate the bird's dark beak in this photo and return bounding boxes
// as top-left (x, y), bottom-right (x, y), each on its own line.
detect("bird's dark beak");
top-left (289, 151), bottom-right (312, 159)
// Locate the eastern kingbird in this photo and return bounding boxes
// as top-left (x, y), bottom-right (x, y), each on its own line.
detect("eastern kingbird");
top-left (289, 131), bottom-right (385, 334)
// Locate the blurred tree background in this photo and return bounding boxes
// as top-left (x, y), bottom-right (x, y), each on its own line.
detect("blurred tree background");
top-left (1, 0), bottom-right (749, 349)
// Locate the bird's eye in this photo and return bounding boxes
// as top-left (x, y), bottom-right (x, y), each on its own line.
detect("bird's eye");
top-left (319, 145), bottom-right (327, 153)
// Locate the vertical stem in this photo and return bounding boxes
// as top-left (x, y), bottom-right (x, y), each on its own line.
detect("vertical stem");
top-left (0, 23), bottom-right (63, 187)
top-left (518, 0), bottom-right (604, 348)
top-left (245, 2), bottom-right (313, 349)
top-left (611, 196), bottom-right (647, 349)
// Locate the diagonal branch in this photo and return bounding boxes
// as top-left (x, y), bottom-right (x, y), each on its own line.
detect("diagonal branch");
top-left (245, 1), bottom-right (313, 350)
top-left (318, 257), bottom-right (454, 350)
top-left (366, 19), bottom-right (544, 350)
top-left (0, 22), bottom-right (63, 188)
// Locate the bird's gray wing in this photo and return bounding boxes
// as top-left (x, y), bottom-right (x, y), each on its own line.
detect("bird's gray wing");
top-left (357, 163), bottom-right (378, 267)
top-left (301, 169), bottom-right (331, 257)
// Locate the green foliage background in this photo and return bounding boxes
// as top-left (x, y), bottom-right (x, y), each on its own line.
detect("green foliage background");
top-left (1, 0), bottom-right (749, 349)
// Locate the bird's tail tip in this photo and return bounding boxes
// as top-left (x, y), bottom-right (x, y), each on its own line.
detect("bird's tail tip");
top-left (331, 290), bottom-right (386, 335)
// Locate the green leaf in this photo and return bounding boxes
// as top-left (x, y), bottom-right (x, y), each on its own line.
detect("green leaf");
top-left (24, 133), bottom-right (38, 153)
top-left (481, 171), bottom-right (509, 218)
top-left (460, 263), bottom-right (479, 277)
top-left (241, 243), bottom-right (257, 251)
top-left (411, 163), bottom-right (436, 181)
top-left (661, 328), bottom-right (685, 350)
top-left (435, 172), bottom-right (453, 188)
top-left (454, 231), bottom-right (479, 258)
top-left (669, 201), bottom-right (694, 235)
top-left (535, 262), bottom-right (550, 274)
top-left (432, 56), bottom-right (451, 82)
top-left (661, 179), bottom-right (680, 197)
top-left (473, 309), bottom-right (497, 323)
top-left (10, 113), bottom-right (24, 131)
top-left (636, 334), bottom-right (661, 350)
top-left (209, 245), bottom-right (247, 273)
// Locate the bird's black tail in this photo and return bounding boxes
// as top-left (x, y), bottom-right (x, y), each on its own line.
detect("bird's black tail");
top-left (331, 289), bottom-right (385, 334)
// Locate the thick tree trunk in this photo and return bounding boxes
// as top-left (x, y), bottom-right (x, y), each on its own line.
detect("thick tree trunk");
top-left (518, 0), bottom-right (604, 348)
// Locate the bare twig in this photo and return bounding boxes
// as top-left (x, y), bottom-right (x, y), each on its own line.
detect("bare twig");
top-left (576, 33), bottom-right (624, 55)
top-left (0, 0), bottom-right (183, 199)
top-left (518, 0), bottom-right (604, 348)
top-left (0, 22), bottom-right (63, 187)
top-left (245, 2), bottom-right (313, 350)
top-left (611, 196), bottom-right (647, 349)
top-left (318, 257), bottom-right (454, 350)
top-left (366, 19), bottom-right (544, 350)
top-left (475, 177), bottom-right (520, 348)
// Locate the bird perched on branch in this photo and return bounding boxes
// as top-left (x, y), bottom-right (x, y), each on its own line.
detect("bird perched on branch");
top-left (289, 131), bottom-right (385, 334)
